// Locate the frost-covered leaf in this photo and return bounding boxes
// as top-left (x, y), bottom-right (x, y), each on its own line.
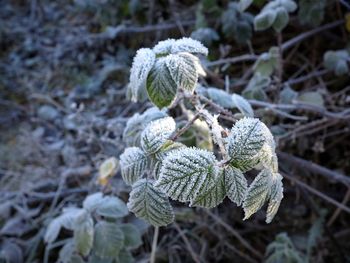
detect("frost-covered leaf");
top-left (120, 147), bottom-right (148, 185)
top-left (266, 173), bottom-right (283, 223)
top-left (190, 171), bottom-right (226, 208)
top-left (166, 52), bottom-right (198, 92)
top-left (243, 169), bottom-right (272, 220)
top-left (119, 223), bottom-right (142, 248)
top-left (123, 107), bottom-right (167, 147)
top-left (141, 117), bottom-right (176, 154)
top-left (83, 192), bottom-right (104, 212)
top-left (74, 211), bottom-right (94, 256)
top-left (153, 39), bottom-right (176, 55)
top-left (272, 7), bottom-right (289, 32)
top-left (154, 140), bottom-right (185, 161)
top-left (44, 208), bottom-right (84, 243)
top-left (96, 196), bottom-right (128, 219)
top-left (224, 166), bottom-right (248, 206)
top-left (207, 88), bottom-right (234, 109)
top-left (232, 94), bottom-right (254, 117)
top-left (98, 157), bottom-right (119, 186)
top-left (146, 57), bottom-right (178, 108)
top-left (156, 147), bottom-right (219, 202)
top-left (127, 179), bottom-right (174, 227)
top-left (171, 37), bottom-right (208, 56)
top-left (129, 48), bottom-right (156, 102)
top-left (226, 118), bottom-right (267, 171)
top-left (93, 221), bottom-right (124, 259)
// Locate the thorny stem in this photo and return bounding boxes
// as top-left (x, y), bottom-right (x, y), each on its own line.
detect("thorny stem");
top-left (150, 226), bottom-right (159, 263)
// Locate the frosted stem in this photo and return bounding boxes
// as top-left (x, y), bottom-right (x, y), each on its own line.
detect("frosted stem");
top-left (150, 226), bottom-right (159, 263)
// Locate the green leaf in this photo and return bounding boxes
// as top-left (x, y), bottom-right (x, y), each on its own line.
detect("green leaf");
top-left (254, 10), bottom-right (276, 31)
top-left (279, 85), bottom-right (298, 104)
top-left (266, 173), bottom-right (283, 223)
top-left (93, 221), bottom-right (124, 259)
top-left (146, 57), bottom-right (178, 108)
top-left (272, 7), bottom-right (289, 32)
top-left (119, 224), bottom-right (142, 248)
top-left (116, 249), bottom-right (134, 263)
top-left (298, 0), bottom-right (326, 27)
top-left (129, 48), bottom-right (156, 102)
top-left (323, 51), bottom-right (339, 69)
top-left (243, 169), bottom-right (272, 220)
top-left (190, 171), bottom-right (226, 208)
top-left (120, 147), bottom-right (148, 185)
top-left (243, 73), bottom-right (270, 101)
top-left (297, 92), bottom-right (324, 107)
top-left (96, 196), bottom-right (128, 219)
top-left (123, 107), bottom-right (167, 147)
top-left (171, 37), bottom-right (208, 56)
top-left (224, 166), bottom-right (248, 206)
top-left (232, 94), bottom-right (254, 117)
top-left (74, 211), bottom-right (94, 256)
top-left (141, 117), bottom-right (176, 154)
top-left (127, 179), bottom-right (174, 227)
top-left (166, 52), bottom-right (199, 92)
top-left (58, 239), bottom-right (76, 263)
top-left (226, 118), bottom-right (267, 171)
top-left (190, 27), bottom-right (219, 47)
top-left (280, 0), bottom-right (297, 12)
top-left (155, 147), bottom-right (219, 202)
top-left (239, 0), bottom-right (253, 11)
top-left (335, 60), bottom-right (349, 76)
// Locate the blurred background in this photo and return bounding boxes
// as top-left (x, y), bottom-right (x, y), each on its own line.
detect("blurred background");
top-left (0, 0), bottom-right (350, 262)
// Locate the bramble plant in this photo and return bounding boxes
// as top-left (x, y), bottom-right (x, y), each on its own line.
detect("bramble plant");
top-left (44, 193), bottom-right (142, 263)
top-left (120, 37), bottom-right (284, 228)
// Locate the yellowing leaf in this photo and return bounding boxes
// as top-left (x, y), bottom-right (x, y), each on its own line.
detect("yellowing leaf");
top-left (98, 157), bottom-right (119, 186)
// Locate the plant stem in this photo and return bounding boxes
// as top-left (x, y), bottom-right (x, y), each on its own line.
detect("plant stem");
top-left (150, 226), bottom-right (159, 263)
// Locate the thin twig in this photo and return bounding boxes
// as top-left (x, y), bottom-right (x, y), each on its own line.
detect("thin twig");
top-left (281, 172), bottom-right (350, 214)
top-left (204, 210), bottom-right (263, 259)
top-left (281, 20), bottom-right (344, 51)
top-left (173, 222), bottom-right (201, 263)
top-left (150, 227), bottom-right (159, 263)
top-left (278, 152), bottom-right (350, 186)
top-left (327, 188), bottom-right (350, 226)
